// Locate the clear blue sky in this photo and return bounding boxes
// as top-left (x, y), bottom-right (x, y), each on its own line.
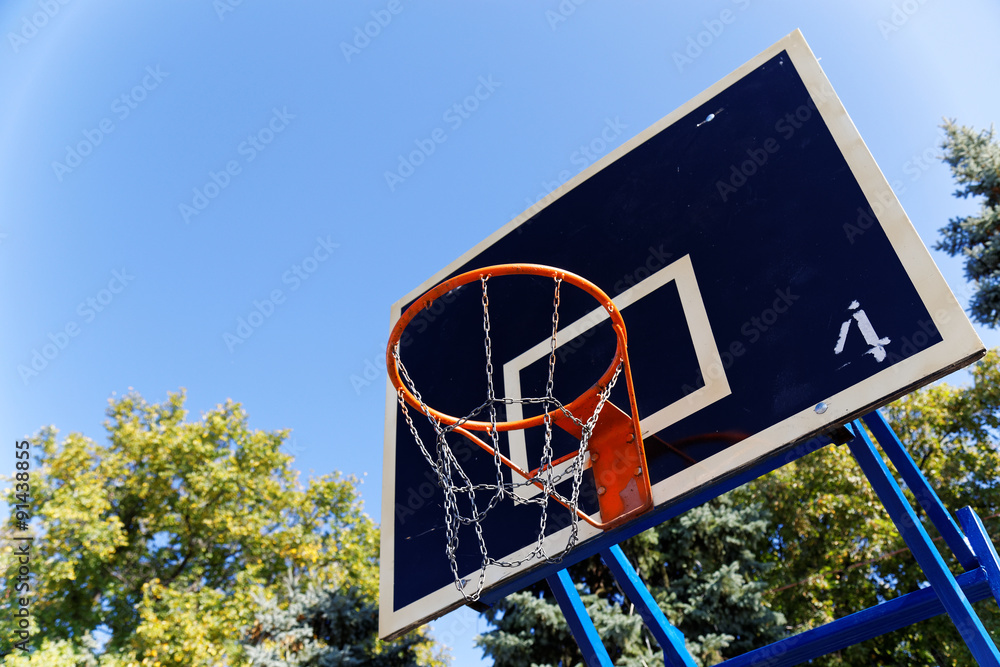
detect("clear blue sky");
top-left (2, 1), bottom-right (999, 664)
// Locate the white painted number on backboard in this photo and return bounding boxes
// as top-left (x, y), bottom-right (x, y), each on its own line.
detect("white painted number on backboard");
top-left (834, 300), bottom-right (891, 362)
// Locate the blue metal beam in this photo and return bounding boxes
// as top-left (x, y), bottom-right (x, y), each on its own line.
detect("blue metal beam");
top-left (601, 544), bottom-right (698, 667)
top-left (957, 506), bottom-right (1000, 610)
top-left (719, 567), bottom-right (993, 667)
top-left (847, 421), bottom-right (1000, 664)
top-left (862, 410), bottom-right (978, 570)
top-left (547, 569), bottom-right (613, 667)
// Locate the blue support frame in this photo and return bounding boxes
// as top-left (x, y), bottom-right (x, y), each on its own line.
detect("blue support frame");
top-left (845, 419), bottom-right (1000, 664)
top-left (957, 507), bottom-right (1000, 609)
top-left (549, 411), bottom-right (1000, 666)
top-left (862, 411), bottom-right (979, 570)
top-left (601, 544), bottom-right (698, 667)
top-left (547, 568), bottom-right (614, 666)
top-left (722, 567), bottom-right (995, 667)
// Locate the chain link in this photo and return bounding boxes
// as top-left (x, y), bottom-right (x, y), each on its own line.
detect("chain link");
top-left (391, 274), bottom-right (623, 602)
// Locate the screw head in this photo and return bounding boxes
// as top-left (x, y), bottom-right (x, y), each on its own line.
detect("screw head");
top-left (626, 433), bottom-right (635, 443)
top-left (635, 467), bottom-right (643, 476)
top-left (815, 402), bottom-right (829, 414)
top-left (590, 451), bottom-right (600, 462)
top-left (597, 486), bottom-right (606, 495)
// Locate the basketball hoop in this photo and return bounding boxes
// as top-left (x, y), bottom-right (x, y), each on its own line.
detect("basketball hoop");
top-left (386, 264), bottom-right (652, 600)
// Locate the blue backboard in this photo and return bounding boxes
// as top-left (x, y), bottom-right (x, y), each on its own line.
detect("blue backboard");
top-left (380, 30), bottom-right (983, 639)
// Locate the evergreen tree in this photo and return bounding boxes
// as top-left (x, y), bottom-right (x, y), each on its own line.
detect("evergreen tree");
top-left (245, 572), bottom-right (330, 667)
top-left (476, 493), bottom-right (785, 666)
top-left (245, 571), bottom-right (435, 667)
top-left (935, 120), bottom-right (1000, 326)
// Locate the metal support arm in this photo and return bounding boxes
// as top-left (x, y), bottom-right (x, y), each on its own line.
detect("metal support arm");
top-left (549, 412), bottom-right (1000, 666)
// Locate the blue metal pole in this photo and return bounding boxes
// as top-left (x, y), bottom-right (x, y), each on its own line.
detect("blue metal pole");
top-left (862, 410), bottom-right (978, 570)
top-left (719, 567), bottom-right (994, 667)
top-left (957, 506), bottom-right (1000, 610)
top-left (547, 568), bottom-right (614, 667)
top-left (848, 420), bottom-right (1000, 664)
top-left (601, 544), bottom-right (698, 667)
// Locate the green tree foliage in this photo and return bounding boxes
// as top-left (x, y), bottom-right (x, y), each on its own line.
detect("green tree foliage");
top-left (737, 350), bottom-right (1000, 665)
top-left (476, 493), bottom-right (786, 666)
top-left (1, 390), bottom-right (438, 666)
top-left (935, 120), bottom-right (1000, 326)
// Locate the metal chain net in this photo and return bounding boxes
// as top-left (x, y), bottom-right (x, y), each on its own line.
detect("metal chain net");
top-left (391, 274), bottom-right (623, 601)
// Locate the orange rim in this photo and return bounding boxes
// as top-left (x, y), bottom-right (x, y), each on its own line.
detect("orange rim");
top-left (386, 263), bottom-right (629, 432)
top-left (387, 262), bottom-right (653, 530)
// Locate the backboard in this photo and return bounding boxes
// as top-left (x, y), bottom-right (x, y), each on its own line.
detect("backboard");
top-left (380, 30), bottom-right (984, 639)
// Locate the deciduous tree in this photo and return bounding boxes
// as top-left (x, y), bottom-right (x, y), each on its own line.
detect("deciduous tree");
top-left (1, 390), bottom-right (437, 666)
